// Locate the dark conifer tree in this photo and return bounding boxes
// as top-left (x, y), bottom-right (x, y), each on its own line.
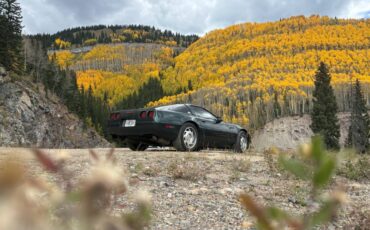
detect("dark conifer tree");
top-left (65, 72), bottom-right (80, 114)
top-left (273, 92), bottom-right (282, 118)
top-left (0, 0), bottom-right (23, 71)
top-left (310, 62), bottom-right (340, 150)
top-left (347, 79), bottom-right (370, 153)
top-left (0, 14), bottom-right (10, 68)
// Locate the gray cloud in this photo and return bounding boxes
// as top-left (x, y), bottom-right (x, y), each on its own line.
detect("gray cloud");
top-left (48, 0), bottom-right (127, 23)
top-left (19, 0), bottom-right (370, 35)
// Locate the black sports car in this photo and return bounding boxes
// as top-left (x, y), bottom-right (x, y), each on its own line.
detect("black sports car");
top-left (107, 104), bottom-right (251, 152)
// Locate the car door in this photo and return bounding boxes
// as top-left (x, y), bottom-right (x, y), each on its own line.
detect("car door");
top-left (221, 122), bottom-right (239, 146)
top-left (189, 106), bottom-right (231, 148)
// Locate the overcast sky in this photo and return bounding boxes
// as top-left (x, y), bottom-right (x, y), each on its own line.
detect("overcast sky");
top-left (19, 0), bottom-right (370, 35)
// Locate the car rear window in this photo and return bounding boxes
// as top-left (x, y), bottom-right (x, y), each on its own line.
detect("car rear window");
top-left (190, 106), bottom-right (216, 120)
top-left (169, 105), bottom-right (191, 114)
top-left (158, 104), bottom-right (191, 114)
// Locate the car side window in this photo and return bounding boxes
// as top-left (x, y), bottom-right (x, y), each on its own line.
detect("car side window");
top-left (190, 106), bottom-right (216, 120)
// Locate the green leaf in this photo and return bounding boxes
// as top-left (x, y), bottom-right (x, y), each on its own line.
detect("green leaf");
top-left (311, 136), bottom-right (324, 164)
top-left (266, 207), bottom-right (289, 220)
top-left (278, 156), bottom-right (311, 180)
top-left (313, 157), bottom-right (335, 189)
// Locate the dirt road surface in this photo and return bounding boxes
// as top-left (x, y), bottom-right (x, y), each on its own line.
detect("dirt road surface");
top-left (0, 148), bottom-right (368, 229)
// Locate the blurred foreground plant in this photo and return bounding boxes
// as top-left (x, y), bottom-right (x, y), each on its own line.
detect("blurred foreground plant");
top-left (0, 149), bottom-right (151, 230)
top-left (240, 136), bottom-right (347, 230)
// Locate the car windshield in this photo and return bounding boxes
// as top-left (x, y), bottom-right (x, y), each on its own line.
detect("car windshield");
top-left (190, 106), bottom-right (216, 120)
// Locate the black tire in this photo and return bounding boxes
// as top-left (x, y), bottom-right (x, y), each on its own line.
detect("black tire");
top-left (173, 123), bottom-right (200, 152)
top-left (127, 140), bottom-right (148, 151)
top-left (234, 131), bottom-right (249, 153)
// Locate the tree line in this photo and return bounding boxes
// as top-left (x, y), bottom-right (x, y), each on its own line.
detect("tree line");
top-left (26, 24), bottom-right (199, 49)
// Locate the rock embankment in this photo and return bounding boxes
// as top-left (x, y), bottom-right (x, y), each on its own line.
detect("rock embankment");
top-left (252, 114), bottom-right (352, 151)
top-left (0, 76), bottom-right (109, 148)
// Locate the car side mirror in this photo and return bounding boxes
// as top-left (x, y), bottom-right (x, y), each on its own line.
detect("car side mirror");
top-left (215, 117), bottom-right (223, 123)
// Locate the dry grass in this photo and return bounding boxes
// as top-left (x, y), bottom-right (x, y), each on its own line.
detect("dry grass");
top-left (229, 170), bottom-right (241, 182)
top-left (263, 147), bottom-right (282, 174)
top-left (231, 157), bottom-right (251, 173)
top-left (143, 165), bottom-right (161, 177)
top-left (167, 158), bottom-right (206, 181)
top-left (343, 207), bottom-right (370, 229)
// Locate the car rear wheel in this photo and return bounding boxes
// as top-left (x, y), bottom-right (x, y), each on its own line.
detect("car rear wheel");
top-left (234, 131), bottom-right (248, 153)
top-left (127, 141), bottom-right (148, 151)
top-left (173, 123), bottom-right (199, 151)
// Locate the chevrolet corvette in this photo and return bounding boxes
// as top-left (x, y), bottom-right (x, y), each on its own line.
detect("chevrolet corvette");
top-left (107, 104), bottom-right (251, 152)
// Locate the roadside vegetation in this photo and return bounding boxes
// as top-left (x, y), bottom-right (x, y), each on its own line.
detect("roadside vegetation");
top-left (337, 151), bottom-right (370, 181)
top-left (244, 137), bottom-right (370, 229)
top-left (0, 149), bottom-right (152, 230)
top-left (167, 157), bottom-right (207, 181)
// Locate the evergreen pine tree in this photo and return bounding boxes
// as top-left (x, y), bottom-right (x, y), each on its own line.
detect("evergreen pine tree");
top-left (310, 62), bottom-right (340, 150)
top-left (0, 14), bottom-right (11, 68)
top-left (273, 92), bottom-right (282, 118)
top-left (0, 0), bottom-right (23, 72)
top-left (65, 72), bottom-right (80, 113)
top-left (347, 79), bottom-right (370, 153)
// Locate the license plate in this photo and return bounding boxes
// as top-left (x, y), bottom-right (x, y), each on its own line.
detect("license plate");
top-left (124, 120), bottom-right (136, 127)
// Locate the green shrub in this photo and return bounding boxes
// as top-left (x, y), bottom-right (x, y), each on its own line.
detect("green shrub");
top-left (337, 156), bottom-right (370, 181)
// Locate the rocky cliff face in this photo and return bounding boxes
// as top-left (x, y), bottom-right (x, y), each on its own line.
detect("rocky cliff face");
top-left (0, 75), bottom-right (110, 148)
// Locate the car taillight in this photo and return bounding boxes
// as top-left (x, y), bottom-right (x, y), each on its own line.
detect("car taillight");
top-left (139, 111), bottom-right (147, 119)
top-left (110, 113), bottom-right (120, 120)
top-left (148, 111), bottom-right (155, 120)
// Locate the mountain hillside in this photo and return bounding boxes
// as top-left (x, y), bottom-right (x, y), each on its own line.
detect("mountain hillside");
top-left (24, 25), bottom-right (200, 136)
top-left (50, 43), bottom-right (177, 106)
top-left (150, 16), bottom-right (369, 130)
top-left (0, 74), bottom-right (109, 148)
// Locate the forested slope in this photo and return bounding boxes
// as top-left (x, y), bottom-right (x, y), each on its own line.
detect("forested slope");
top-left (31, 25), bottom-right (198, 108)
top-left (51, 43), bottom-right (177, 106)
top-left (25, 25), bottom-right (199, 136)
top-left (48, 16), bottom-right (369, 132)
top-left (149, 16), bottom-right (370, 130)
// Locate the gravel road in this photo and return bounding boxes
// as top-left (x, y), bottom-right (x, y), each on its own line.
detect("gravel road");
top-left (0, 148), bottom-right (368, 229)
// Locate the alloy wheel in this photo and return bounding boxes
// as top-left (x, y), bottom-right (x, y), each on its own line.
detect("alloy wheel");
top-left (240, 136), bottom-right (248, 152)
top-left (183, 127), bottom-right (197, 150)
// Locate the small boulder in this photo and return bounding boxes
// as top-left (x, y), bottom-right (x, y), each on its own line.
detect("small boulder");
top-left (0, 66), bottom-right (6, 77)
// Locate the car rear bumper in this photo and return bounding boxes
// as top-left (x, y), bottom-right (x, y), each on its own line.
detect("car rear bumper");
top-left (107, 120), bottom-right (180, 143)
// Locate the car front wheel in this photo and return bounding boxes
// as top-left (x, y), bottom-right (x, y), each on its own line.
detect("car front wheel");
top-left (234, 131), bottom-right (248, 153)
top-left (173, 123), bottom-right (199, 151)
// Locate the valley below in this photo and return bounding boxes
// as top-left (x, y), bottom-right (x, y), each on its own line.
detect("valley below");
top-left (1, 148), bottom-right (368, 229)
